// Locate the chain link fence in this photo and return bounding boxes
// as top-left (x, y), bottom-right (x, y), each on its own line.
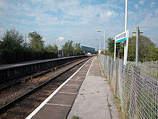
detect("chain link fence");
top-left (98, 54), bottom-right (158, 119)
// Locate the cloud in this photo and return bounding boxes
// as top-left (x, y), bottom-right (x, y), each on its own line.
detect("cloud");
top-left (1, 0), bottom-right (158, 49)
top-left (26, 0), bottom-right (122, 26)
top-left (100, 11), bottom-right (118, 19)
top-left (135, 4), bottom-right (138, 9)
top-left (22, 3), bottom-right (30, 11)
top-left (150, 2), bottom-right (155, 7)
top-left (0, 1), bottom-right (7, 9)
top-left (140, 13), bottom-right (158, 27)
top-left (155, 9), bottom-right (158, 16)
top-left (0, 0), bottom-right (123, 31)
top-left (57, 37), bottom-right (65, 41)
top-left (138, 0), bottom-right (144, 5)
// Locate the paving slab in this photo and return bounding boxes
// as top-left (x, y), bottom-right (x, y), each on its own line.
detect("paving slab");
top-left (32, 105), bottom-right (70, 119)
top-left (66, 80), bottom-right (83, 86)
top-left (48, 93), bottom-right (77, 105)
top-left (59, 85), bottom-right (79, 93)
top-left (70, 75), bottom-right (86, 81)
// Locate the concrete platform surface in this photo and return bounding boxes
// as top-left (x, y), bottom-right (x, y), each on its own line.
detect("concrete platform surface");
top-left (67, 57), bottom-right (118, 119)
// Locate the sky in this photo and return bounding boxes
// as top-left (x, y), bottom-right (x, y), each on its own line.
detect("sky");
top-left (0, 0), bottom-right (158, 50)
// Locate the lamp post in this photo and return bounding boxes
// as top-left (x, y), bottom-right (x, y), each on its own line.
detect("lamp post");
top-left (95, 38), bottom-right (100, 53)
top-left (97, 30), bottom-right (106, 53)
top-left (56, 39), bottom-right (60, 50)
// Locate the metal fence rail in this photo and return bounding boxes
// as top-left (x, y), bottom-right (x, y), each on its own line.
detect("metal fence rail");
top-left (98, 54), bottom-right (158, 119)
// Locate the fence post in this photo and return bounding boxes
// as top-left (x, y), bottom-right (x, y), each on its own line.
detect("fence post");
top-left (134, 66), bottom-right (141, 118)
top-left (129, 65), bottom-right (141, 118)
top-left (118, 59), bottom-right (124, 113)
top-left (114, 61), bottom-right (118, 94)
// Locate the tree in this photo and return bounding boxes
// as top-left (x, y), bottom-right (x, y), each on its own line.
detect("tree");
top-left (62, 40), bottom-right (74, 56)
top-left (127, 37), bottom-right (136, 61)
top-left (29, 31), bottom-right (44, 52)
top-left (128, 35), bottom-right (158, 62)
top-left (107, 38), bottom-right (115, 53)
top-left (73, 43), bottom-right (83, 55)
top-left (0, 29), bottom-right (24, 50)
top-left (107, 37), bottom-right (123, 58)
top-left (45, 44), bottom-right (58, 53)
top-left (0, 29), bottom-right (24, 63)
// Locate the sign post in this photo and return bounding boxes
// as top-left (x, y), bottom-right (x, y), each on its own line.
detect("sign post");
top-left (114, 30), bottom-right (129, 65)
top-left (132, 26), bottom-right (143, 66)
top-left (114, 0), bottom-right (129, 66)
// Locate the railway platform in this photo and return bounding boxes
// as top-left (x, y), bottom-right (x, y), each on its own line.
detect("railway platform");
top-left (26, 57), bottom-right (118, 119)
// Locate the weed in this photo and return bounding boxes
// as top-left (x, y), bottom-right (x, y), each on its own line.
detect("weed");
top-left (114, 95), bottom-right (124, 118)
top-left (119, 106), bottom-right (122, 112)
top-left (71, 115), bottom-right (80, 119)
top-left (21, 80), bottom-right (25, 83)
top-left (107, 104), bottom-right (112, 107)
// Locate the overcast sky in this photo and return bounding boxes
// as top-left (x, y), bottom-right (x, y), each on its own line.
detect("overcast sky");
top-left (0, 0), bottom-right (158, 50)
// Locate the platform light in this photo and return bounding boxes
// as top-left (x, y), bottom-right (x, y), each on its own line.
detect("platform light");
top-left (97, 30), bottom-right (106, 53)
top-left (97, 30), bottom-right (101, 32)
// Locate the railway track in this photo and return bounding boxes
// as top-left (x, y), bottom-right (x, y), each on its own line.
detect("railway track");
top-left (0, 57), bottom-right (90, 118)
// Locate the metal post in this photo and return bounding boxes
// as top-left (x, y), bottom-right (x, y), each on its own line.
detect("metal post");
top-left (114, 42), bottom-right (116, 61)
top-left (124, 0), bottom-right (128, 66)
top-left (104, 30), bottom-right (105, 53)
top-left (95, 38), bottom-right (100, 52)
top-left (99, 38), bottom-right (101, 51)
top-left (97, 30), bottom-right (104, 53)
top-left (125, 0), bottom-right (128, 31)
top-left (98, 39), bottom-right (99, 52)
top-left (136, 26), bottom-right (139, 66)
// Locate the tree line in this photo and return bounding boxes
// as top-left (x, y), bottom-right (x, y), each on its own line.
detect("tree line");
top-left (0, 29), bottom-right (84, 64)
top-left (105, 36), bottom-right (158, 62)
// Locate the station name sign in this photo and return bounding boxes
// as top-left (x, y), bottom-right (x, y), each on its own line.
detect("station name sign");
top-left (115, 30), bottom-right (129, 43)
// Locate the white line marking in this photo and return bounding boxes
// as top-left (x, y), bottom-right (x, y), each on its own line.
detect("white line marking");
top-left (86, 57), bottom-right (96, 77)
top-left (46, 103), bottom-right (71, 107)
top-left (25, 58), bottom-right (92, 119)
top-left (58, 92), bottom-right (77, 95)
